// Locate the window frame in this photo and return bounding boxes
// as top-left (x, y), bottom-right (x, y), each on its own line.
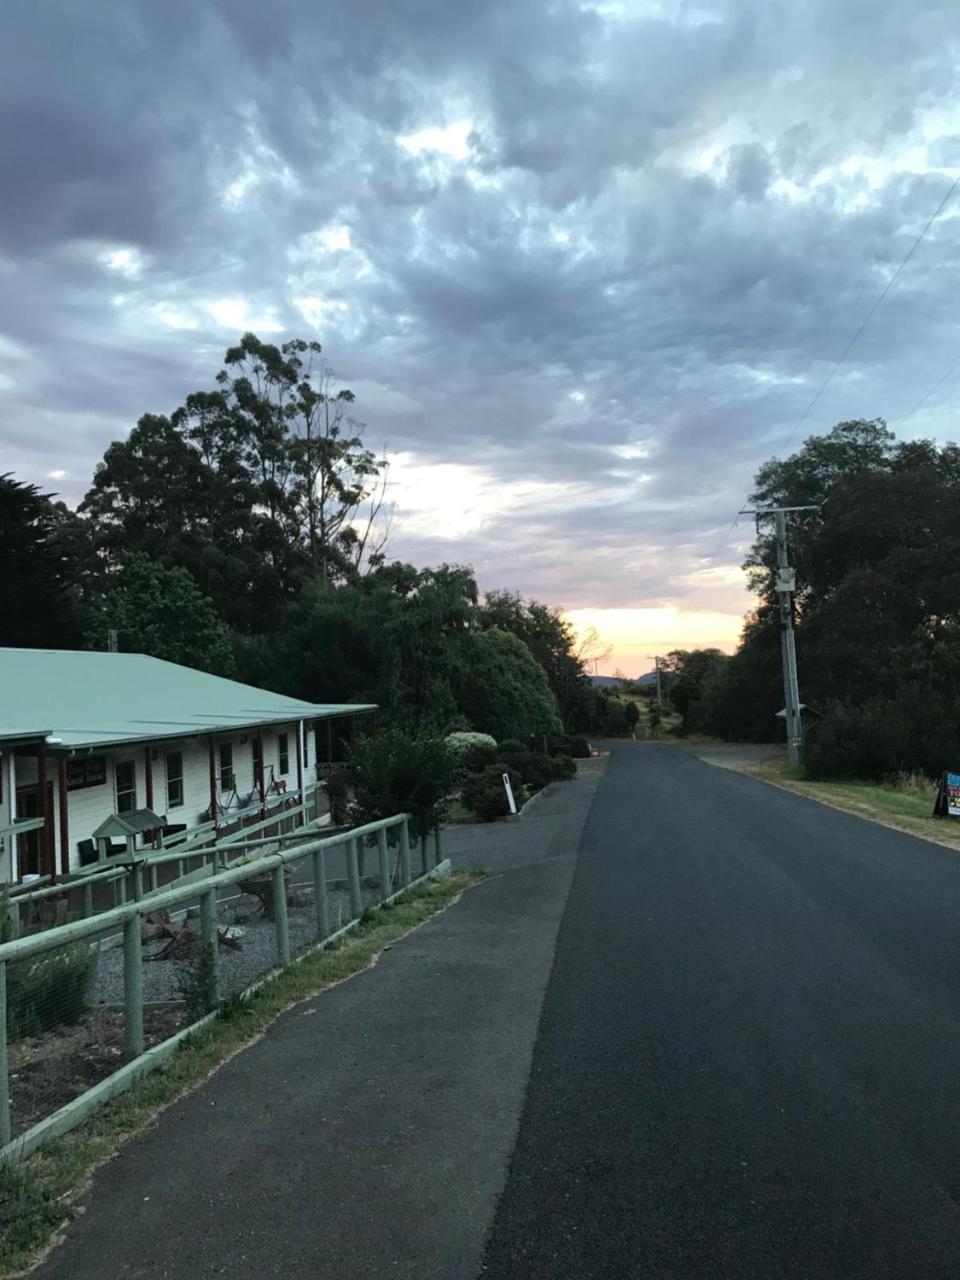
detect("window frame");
top-left (218, 741), bottom-right (235, 794)
top-left (115, 760), bottom-right (137, 814)
top-left (278, 732), bottom-right (289, 776)
top-left (166, 750), bottom-right (184, 809)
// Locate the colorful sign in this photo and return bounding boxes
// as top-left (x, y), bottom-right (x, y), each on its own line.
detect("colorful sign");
top-left (933, 772), bottom-right (960, 819)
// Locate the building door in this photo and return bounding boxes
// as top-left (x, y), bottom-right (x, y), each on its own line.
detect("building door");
top-left (16, 784), bottom-right (52, 879)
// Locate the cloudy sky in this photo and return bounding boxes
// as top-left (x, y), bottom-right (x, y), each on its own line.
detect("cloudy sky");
top-left (3, 1), bottom-right (960, 673)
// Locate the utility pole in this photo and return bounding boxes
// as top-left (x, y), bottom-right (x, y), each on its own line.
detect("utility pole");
top-left (645, 654), bottom-right (664, 711)
top-left (738, 505), bottom-right (818, 769)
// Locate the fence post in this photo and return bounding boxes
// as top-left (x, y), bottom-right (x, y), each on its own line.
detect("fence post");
top-left (200, 888), bottom-right (219, 1011)
top-left (0, 961), bottom-right (10, 1147)
top-left (132, 862), bottom-right (144, 902)
top-left (346, 838), bottom-right (363, 919)
top-left (421, 833), bottom-right (428, 877)
top-left (124, 912), bottom-right (144, 1058)
top-left (377, 827), bottom-right (390, 902)
top-left (272, 865), bottom-right (290, 965)
top-left (433, 827), bottom-right (442, 868)
top-left (399, 819), bottom-right (411, 888)
top-left (312, 849), bottom-right (329, 940)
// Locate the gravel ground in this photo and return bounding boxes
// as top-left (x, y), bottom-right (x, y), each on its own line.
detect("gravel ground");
top-left (92, 873), bottom-right (401, 1008)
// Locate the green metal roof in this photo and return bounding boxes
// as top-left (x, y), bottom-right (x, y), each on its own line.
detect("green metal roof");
top-left (0, 649), bottom-right (376, 751)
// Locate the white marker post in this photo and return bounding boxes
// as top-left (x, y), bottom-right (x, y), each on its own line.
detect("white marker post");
top-left (502, 772), bottom-right (517, 815)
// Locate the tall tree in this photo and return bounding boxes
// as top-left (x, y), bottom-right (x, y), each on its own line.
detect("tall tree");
top-left (82, 333), bottom-right (387, 630)
top-left (480, 591), bottom-right (591, 730)
top-left (0, 474), bottom-right (84, 648)
top-left (83, 553), bottom-right (236, 676)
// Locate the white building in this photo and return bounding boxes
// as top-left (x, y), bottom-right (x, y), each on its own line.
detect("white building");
top-left (0, 648), bottom-right (375, 885)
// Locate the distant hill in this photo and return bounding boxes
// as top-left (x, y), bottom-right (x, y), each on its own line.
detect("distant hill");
top-left (589, 672), bottom-right (658, 688)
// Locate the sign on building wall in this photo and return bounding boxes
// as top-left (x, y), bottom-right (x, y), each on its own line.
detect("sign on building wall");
top-left (66, 757), bottom-right (107, 792)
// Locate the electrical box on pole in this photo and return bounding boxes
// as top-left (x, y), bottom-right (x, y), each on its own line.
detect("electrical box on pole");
top-left (738, 504), bottom-right (819, 769)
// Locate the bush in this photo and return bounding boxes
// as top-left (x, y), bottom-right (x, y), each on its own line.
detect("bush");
top-left (176, 942), bottom-right (218, 1022)
top-left (500, 751), bottom-right (554, 792)
top-left (803, 685), bottom-right (960, 781)
top-left (445, 731), bottom-right (498, 773)
top-left (6, 941), bottom-right (97, 1040)
top-left (497, 738), bottom-right (528, 755)
top-left (550, 754), bottom-right (577, 780)
top-left (348, 729), bottom-right (456, 840)
top-left (563, 736), bottom-right (591, 759)
top-left (461, 764), bottom-right (523, 822)
top-left (324, 768), bottom-right (350, 826)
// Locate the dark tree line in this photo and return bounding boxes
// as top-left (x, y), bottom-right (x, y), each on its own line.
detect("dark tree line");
top-left (660, 418), bottom-right (960, 779)
top-left (2, 333), bottom-right (627, 744)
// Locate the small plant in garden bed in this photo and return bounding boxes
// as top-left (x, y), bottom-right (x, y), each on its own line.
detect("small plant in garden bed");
top-left (461, 764), bottom-right (524, 822)
top-left (1, 892), bottom-right (97, 1041)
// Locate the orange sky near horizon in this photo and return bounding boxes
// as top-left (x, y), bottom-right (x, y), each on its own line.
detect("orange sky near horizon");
top-left (565, 604), bottom-right (751, 679)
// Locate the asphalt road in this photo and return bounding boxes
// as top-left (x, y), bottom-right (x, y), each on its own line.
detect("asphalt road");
top-left (35, 745), bottom-right (960, 1278)
top-left (35, 761), bottom-right (604, 1280)
top-left (480, 744), bottom-right (960, 1278)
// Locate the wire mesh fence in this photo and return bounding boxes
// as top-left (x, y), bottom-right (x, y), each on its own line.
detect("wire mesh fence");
top-left (1, 815), bottom-right (436, 1154)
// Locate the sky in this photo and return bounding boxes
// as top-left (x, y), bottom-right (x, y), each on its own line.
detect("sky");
top-left (3, 1), bottom-right (960, 676)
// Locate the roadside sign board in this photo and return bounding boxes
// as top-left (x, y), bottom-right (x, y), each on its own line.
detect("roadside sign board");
top-left (933, 772), bottom-right (960, 818)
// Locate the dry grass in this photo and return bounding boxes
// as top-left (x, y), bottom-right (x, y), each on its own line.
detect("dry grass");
top-left (747, 759), bottom-right (960, 851)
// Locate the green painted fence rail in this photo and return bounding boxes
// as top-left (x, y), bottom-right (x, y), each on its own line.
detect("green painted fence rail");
top-left (0, 813), bottom-right (444, 1162)
top-left (4, 784), bottom-right (328, 933)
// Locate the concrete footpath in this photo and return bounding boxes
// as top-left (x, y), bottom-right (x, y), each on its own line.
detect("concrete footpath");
top-left (36, 760), bottom-right (605, 1279)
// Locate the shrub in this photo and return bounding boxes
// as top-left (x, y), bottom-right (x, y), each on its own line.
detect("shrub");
top-left (497, 738), bottom-right (528, 756)
top-left (445, 731), bottom-right (498, 773)
top-left (176, 942), bottom-right (218, 1022)
top-left (563, 736), bottom-right (591, 759)
top-left (461, 764), bottom-right (523, 822)
top-left (347, 729), bottom-right (456, 840)
top-left (501, 751), bottom-right (554, 792)
top-left (6, 941), bottom-right (97, 1040)
top-left (550, 754), bottom-right (577, 780)
top-left (324, 768), bottom-right (350, 826)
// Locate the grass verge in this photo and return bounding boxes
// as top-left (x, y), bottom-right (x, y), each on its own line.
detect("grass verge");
top-left (0, 868), bottom-right (485, 1278)
top-left (746, 759), bottom-right (958, 850)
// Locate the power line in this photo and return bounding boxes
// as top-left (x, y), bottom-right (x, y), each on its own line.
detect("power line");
top-left (895, 350), bottom-right (960, 431)
top-left (782, 173), bottom-right (960, 450)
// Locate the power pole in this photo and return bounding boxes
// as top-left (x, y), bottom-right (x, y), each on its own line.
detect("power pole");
top-left (645, 655), bottom-right (664, 710)
top-left (738, 505), bottom-right (818, 769)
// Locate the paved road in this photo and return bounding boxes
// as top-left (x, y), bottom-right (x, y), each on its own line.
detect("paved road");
top-left (481, 744), bottom-right (960, 1278)
top-left (37, 745), bottom-right (960, 1278)
top-left (36, 762), bottom-right (604, 1280)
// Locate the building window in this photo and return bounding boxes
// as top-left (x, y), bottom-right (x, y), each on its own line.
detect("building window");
top-left (303, 725), bottom-right (309, 768)
top-left (219, 742), bottom-right (235, 793)
top-left (115, 761), bottom-right (137, 814)
top-left (278, 732), bottom-right (289, 776)
top-left (166, 751), bottom-right (184, 809)
top-left (252, 737), bottom-right (262, 788)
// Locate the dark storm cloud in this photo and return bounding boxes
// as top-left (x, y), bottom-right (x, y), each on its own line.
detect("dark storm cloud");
top-left (3, 0), bottom-right (960, 627)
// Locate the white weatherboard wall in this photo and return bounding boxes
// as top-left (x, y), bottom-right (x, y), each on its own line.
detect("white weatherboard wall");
top-left (9, 719), bottom-right (320, 876)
